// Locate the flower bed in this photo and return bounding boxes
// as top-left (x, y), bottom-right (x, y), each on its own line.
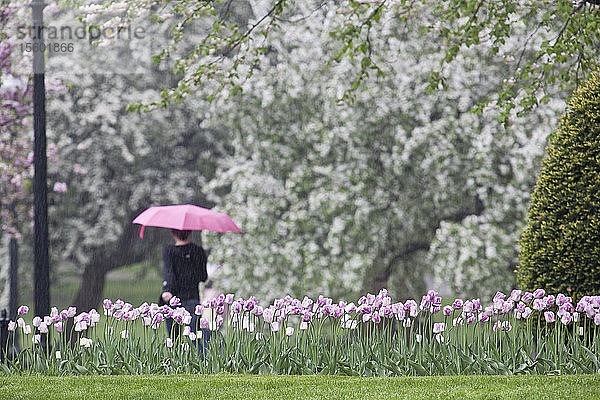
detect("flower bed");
top-left (3, 289), bottom-right (600, 375)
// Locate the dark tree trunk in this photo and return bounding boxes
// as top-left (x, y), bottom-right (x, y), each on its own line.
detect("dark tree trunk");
top-left (72, 261), bottom-right (111, 312)
top-left (71, 221), bottom-right (162, 312)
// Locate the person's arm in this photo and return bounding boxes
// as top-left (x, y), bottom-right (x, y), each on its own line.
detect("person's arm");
top-left (162, 246), bottom-right (175, 302)
top-left (198, 246), bottom-right (208, 283)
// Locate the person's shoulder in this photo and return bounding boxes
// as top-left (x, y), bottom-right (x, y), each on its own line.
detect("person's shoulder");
top-left (190, 242), bottom-right (204, 252)
top-left (163, 244), bottom-right (176, 254)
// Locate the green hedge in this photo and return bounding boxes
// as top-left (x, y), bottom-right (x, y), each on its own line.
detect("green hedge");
top-left (518, 71), bottom-right (600, 301)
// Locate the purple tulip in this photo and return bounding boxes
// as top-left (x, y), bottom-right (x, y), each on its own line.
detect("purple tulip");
top-left (443, 305), bottom-right (453, 316)
top-left (478, 313), bottom-right (489, 323)
top-left (8, 321), bottom-right (16, 331)
top-left (302, 296), bottom-right (313, 309)
top-left (225, 294), bottom-right (234, 304)
top-left (17, 305), bottom-right (29, 316)
top-left (532, 299), bottom-right (545, 311)
top-left (522, 307), bottom-right (533, 319)
top-left (199, 317), bottom-right (209, 329)
top-left (522, 292), bottom-right (534, 303)
top-left (493, 291), bottom-right (506, 302)
top-left (509, 289), bottom-right (522, 302)
top-left (433, 322), bottom-right (445, 334)
top-left (452, 299), bottom-right (464, 310)
top-left (169, 297), bottom-right (181, 307)
top-left (395, 308), bottom-right (406, 320)
top-left (371, 312), bottom-right (381, 324)
top-left (345, 302), bottom-right (356, 314)
top-left (544, 311), bottom-right (555, 323)
top-left (595, 314), bottom-right (600, 326)
top-left (560, 313), bottom-right (572, 325)
top-left (463, 301), bottom-right (473, 314)
top-left (332, 306), bottom-right (345, 319)
top-left (302, 311), bottom-right (313, 322)
top-left (195, 304), bottom-right (203, 315)
top-left (533, 289), bottom-right (545, 299)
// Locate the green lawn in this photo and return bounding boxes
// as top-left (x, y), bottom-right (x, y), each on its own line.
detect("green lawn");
top-left (0, 374), bottom-right (598, 399)
top-left (19, 262), bottom-right (163, 312)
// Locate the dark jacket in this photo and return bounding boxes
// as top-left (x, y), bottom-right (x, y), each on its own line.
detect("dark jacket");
top-left (162, 243), bottom-right (208, 301)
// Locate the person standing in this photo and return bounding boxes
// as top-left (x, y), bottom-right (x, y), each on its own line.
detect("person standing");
top-left (161, 229), bottom-right (211, 355)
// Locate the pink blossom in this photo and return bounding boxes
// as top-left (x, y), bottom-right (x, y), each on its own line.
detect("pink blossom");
top-left (52, 182), bottom-right (67, 193)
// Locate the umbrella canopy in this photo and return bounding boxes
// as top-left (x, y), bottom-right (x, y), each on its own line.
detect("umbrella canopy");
top-left (132, 204), bottom-right (242, 238)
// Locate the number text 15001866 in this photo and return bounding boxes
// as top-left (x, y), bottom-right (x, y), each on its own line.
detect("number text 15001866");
top-left (20, 42), bottom-right (74, 53)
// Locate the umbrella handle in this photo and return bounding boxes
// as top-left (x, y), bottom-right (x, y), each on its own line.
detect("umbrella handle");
top-left (139, 226), bottom-right (145, 239)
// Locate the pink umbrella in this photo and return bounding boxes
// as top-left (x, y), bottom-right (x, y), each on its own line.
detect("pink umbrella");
top-left (132, 204), bottom-right (242, 238)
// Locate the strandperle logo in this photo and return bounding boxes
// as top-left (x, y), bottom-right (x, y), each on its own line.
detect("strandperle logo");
top-left (16, 23), bottom-right (146, 41)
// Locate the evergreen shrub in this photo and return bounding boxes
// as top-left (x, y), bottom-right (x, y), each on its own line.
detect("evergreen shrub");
top-left (518, 70), bottom-right (600, 301)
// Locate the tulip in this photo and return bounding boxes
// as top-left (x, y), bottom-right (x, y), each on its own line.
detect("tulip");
top-left (32, 334), bottom-right (41, 344)
top-left (372, 312), bottom-right (381, 323)
top-left (169, 297), bottom-right (181, 307)
top-left (166, 338), bottom-right (173, 348)
top-left (452, 299), bottom-right (464, 310)
top-left (17, 318), bottom-right (25, 328)
top-left (286, 326), bottom-right (294, 336)
top-left (7, 321), bottom-right (16, 331)
top-left (189, 332), bottom-right (197, 341)
top-left (300, 321), bottom-right (308, 330)
top-left (433, 322), bottom-right (445, 334)
top-left (194, 304), bottom-right (204, 315)
top-left (533, 289), bottom-right (545, 299)
top-left (443, 305), bottom-right (452, 316)
top-left (32, 316), bottom-right (42, 327)
top-left (561, 313), bottom-right (572, 325)
top-left (54, 321), bottom-right (63, 333)
top-left (23, 325), bottom-right (32, 335)
top-left (521, 292), bottom-right (534, 303)
top-left (595, 314), bottom-right (600, 326)
top-left (544, 311), bottom-right (555, 323)
top-left (509, 289), bottom-right (522, 302)
top-left (55, 351), bottom-right (61, 360)
top-left (199, 317), bottom-right (210, 329)
top-left (17, 305), bottom-right (29, 316)
top-left (39, 322), bottom-right (48, 334)
top-left (271, 322), bottom-right (280, 332)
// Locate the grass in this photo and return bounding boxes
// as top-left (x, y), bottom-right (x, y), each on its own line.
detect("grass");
top-left (19, 262), bottom-right (163, 312)
top-left (0, 374), bottom-right (599, 399)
